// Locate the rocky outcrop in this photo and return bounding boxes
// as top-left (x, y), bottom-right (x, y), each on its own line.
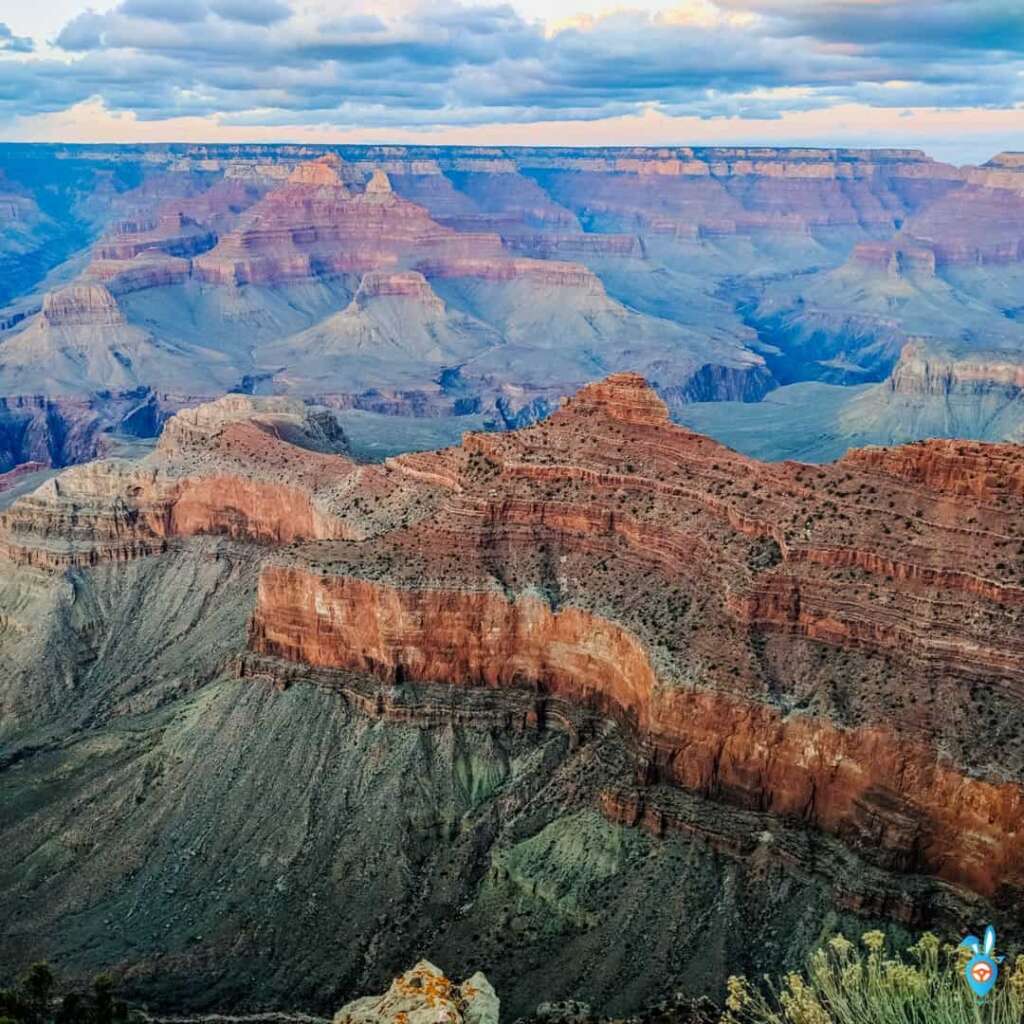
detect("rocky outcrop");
top-left (984, 152), bottom-right (1024, 172)
top-left (8, 374), bottom-right (1024, 913)
top-left (192, 159), bottom-right (506, 286)
top-left (288, 154), bottom-right (347, 188)
top-left (840, 435), bottom-right (1024, 500)
top-left (333, 961), bottom-right (498, 1024)
top-left (41, 284), bottom-right (124, 327)
top-left (851, 242), bottom-right (936, 277)
top-left (826, 341), bottom-right (1024, 447)
top-left (159, 393), bottom-right (348, 453)
top-left (364, 168), bottom-right (393, 195)
top-left (0, 393), bottom-right (533, 566)
top-left (887, 342), bottom-right (1024, 402)
top-left (95, 212), bottom-right (216, 262)
top-left (349, 270), bottom-right (445, 309)
top-left (87, 253), bottom-right (192, 294)
top-left (0, 395), bottom-right (373, 565)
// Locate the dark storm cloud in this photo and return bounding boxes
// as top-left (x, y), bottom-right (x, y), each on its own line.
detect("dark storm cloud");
top-left (0, 22), bottom-right (34, 53)
top-left (3, 0), bottom-right (1022, 130)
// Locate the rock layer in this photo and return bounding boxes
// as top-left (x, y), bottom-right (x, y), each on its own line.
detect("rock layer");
top-left (9, 142), bottom-right (1024, 469)
top-left (41, 283), bottom-right (124, 326)
top-left (4, 373), bottom-right (1024, 916)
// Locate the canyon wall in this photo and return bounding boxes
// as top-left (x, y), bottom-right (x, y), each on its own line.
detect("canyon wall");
top-left (4, 374), bottom-right (1024, 917)
top-left (4, 142), bottom-right (1024, 471)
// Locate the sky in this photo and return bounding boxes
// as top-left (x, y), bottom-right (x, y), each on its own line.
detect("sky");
top-left (0, 0), bottom-right (1021, 164)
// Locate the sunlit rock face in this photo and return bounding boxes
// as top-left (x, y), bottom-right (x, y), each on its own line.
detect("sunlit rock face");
top-left (333, 960), bottom-right (499, 1024)
top-left (243, 374), bottom-right (1024, 902)
top-left (3, 371), bottom-right (1024, 1013)
top-left (6, 373), bottom-right (1024, 905)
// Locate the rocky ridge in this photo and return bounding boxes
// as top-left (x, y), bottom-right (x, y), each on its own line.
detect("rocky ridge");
top-left (4, 373), bottom-right (1024, 922)
top-left (6, 143), bottom-right (1024, 471)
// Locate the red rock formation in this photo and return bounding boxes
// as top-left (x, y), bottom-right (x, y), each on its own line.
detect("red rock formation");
top-left (899, 158), bottom-right (1024, 265)
top-left (244, 373), bottom-right (1024, 901)
top-left (87, 253), bottom-right (192, 294)
top-left (0, 394), bottom-right (452, 566)
top-left (6, 373), bottom-right (1024, 912)
top-left (251, 568), bottom-right (1023, 895)
top-left (841, 436), bottom-right (1024, 501)
top-left (187, 157), bottom-right (639, 292)
top-left (95, 212), bottom-right (215, 261)
top-left (192, 158), bottom-right (508, 286)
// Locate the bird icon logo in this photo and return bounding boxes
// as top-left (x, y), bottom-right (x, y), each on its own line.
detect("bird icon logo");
top-left (961, 925), bottom-right (1002, 1001)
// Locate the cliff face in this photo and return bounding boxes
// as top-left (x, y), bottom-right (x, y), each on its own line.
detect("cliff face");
top-left (249, 566), bottom-right (1024, 899)
top-left (5, 374), bottom-right (1024, 917)
top-left (6, 372), bottom-right (1024, 1014)
top-left (240, 374), bottom-right (1024, 901)
top-left (41, 284), bottom-right (124, 327)
top-left (0, 393), bottom-right (150, 472)
top-left (7, 142), bottom-right (1024, 471)
top-left (0, 395), bottom-right (418, 565)
top-left (900, 183), bottom-right (1024, 267)
top-left (887, 343), bottom-right (1024, 401)
top-left (127, 144), bottom-right (964, 240)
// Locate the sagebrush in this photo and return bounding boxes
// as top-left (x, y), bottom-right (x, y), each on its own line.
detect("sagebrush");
top-left (722, 929), bottom-right (1024, 1024)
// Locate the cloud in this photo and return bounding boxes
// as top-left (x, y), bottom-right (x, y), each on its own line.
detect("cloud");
top-left (0, 22), bottom-right (34, 53)
top-left (718, 0), bottom-right (1024, 54)
top-left (210, 0), bottom-right (292, 26)
top-left (3, 0), bottom-right (1022, 137)
top-left (119, 0), bottom-right (209, 23)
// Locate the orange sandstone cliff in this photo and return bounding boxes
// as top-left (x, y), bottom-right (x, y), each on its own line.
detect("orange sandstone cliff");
top-left (4, 373), bottom-right (1024, 920)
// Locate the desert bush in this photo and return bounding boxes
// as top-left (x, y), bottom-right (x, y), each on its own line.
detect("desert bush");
top-left (0, 966), bottom-right (134, 1024)
top-left (722, 930), bottom-right (1024, 1024)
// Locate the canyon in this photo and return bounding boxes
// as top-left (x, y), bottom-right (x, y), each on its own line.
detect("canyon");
top-left (3, 143), bottom-right (1024, 470)
top-left (3, 139), bottom-right (1024, 1016)
top-left (1, 374), bottom-right (1022, 1013)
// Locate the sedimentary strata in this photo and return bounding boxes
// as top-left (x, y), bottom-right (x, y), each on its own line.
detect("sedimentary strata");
top-left (4, 373), bottom-right (1024, 920)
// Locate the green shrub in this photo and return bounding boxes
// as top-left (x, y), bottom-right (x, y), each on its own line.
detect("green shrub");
top-left (722, 930), bottom-right (1024, 1024)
